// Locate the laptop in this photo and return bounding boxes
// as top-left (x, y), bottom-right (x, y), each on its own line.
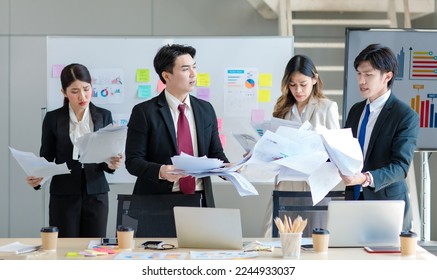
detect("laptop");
top-left (173, 206), bottom-right (243, 250)
top-left (327, 200), bottom-right (405, 247)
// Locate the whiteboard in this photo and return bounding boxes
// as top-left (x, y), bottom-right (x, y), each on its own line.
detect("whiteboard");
top-left (344, 28), bottom-right (437, 151)
top-left (47, 36), bottom-right (294, 182)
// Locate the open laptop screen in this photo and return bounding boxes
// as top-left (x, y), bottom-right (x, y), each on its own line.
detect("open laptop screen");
top-left (173, 206), bottom-right (243, 250)
top-left (327, 200), bottom-right (405, 247)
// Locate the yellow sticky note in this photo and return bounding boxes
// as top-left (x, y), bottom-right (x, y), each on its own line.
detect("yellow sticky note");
top-left (258, 89), bottom-right (271, 103)
top-left (259, 73), bottom-right (272, 87)
top-left (197, 73), bottom-right (210, 87)
top-left (136, 69), bottom-right (150, 83)
top-left (66, 251), bottom-right (79, 257)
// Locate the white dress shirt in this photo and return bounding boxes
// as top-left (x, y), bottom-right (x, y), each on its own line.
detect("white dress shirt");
top-left (68, 104), bottom-right (93, 160)
top-left (359, 90), bottom-right (391, 158)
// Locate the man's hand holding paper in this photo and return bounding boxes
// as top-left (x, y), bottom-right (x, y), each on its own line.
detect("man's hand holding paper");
top-left (319, 128), bottom-right (363, 176)
top-left (170, 153), bottom-right (258, 196)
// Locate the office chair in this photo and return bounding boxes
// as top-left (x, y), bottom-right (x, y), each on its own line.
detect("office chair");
top-left (272, 190), bottom-right (345, 237)
top-left (116, 193), bottom-right (202, 237)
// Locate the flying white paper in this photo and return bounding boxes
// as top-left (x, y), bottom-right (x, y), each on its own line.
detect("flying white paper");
top-left (75, 124), bottom-right (127, 164)
top-left (9, 147), bottom-right (70, 179)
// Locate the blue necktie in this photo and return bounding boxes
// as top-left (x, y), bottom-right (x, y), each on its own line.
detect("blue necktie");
top-left (354, 104), bottom-right (370, 200)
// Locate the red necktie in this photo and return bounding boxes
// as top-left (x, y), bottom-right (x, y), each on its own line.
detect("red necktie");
top-left (177, 104), bottom-right (195, 194)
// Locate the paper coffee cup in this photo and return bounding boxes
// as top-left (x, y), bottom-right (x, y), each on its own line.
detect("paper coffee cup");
top-left (40, 226), bottom-right (59, 251)
top-left (400, 230), bottom-right (417, 256)
top-left (117, 226), bottom-right (134, 250)
top-left (312, 228), bottom-right (330, 253)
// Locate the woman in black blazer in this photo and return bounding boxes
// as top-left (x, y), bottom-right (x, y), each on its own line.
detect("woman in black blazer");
top-left (26, 63), bottom-right (123, 237)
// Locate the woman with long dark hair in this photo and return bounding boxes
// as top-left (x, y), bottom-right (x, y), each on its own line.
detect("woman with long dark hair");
top-left (26, 63), bottom-right (122, 237)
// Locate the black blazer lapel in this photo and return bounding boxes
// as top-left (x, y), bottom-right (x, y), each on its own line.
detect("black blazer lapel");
top-left (89, 102), bottom-right (105, 131)
top-left (348, 101), bottom-right (366, 138)
top-left (58, 105), bottom-right (73, 151)
top-left (157, 92), bottom-right (178, 152)
top-left (191, 96), bottom-right (205, 155)
top-left (365, 94), bottom-right (395, 163)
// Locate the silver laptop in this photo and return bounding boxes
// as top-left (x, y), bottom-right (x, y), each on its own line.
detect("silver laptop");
top-left (173, 206), bottom-right (243, 250)
top-left (327, 200), bottom-right (405, 247)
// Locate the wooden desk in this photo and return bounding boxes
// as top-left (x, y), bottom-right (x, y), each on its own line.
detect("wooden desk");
top-left (1, 238), bottom-right (436, 260)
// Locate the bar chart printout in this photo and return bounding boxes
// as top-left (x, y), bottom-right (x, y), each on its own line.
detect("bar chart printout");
top-left (411, 93), bottom-right (437, 128)
top-left (410, 49), bottom-right (437, 128)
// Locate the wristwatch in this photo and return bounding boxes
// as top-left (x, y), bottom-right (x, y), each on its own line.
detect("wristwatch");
top-left (362, 172), bottom-right (371, 187)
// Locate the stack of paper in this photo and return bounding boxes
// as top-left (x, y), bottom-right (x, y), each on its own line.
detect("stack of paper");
top-left (170, 153), bottom-right (258, 196)
top-left (9, 147), bottom-right (70, 180)
top-left (246, 124), bottom-right (363, 205)
top-left (319, 128), bottom-right (363, 176)
top-left (171, 153), bottom-right (224, 172)
top-left (232, 133), bottom-right (257, 153)
top-left (75, 124), bottom-right (127, 164)
top-left (190, 251), bottom-right (258, 260)
top-left (0, 242), bottom-right (41, 254)
top-left (250, 117), bottom-right (304, 137)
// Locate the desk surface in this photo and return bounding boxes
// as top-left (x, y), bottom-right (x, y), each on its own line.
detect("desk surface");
top-left (1, 238), bottom-right (436, 260)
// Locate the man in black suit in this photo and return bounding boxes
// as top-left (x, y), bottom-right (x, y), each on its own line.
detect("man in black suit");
top-left (125, 44), bottom-right (229, 208)
top-left (341, 44), bottom-right (420, 231)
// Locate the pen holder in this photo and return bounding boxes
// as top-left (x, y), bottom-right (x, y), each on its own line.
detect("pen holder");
top-left (280, 232), bottom-right (302, 259)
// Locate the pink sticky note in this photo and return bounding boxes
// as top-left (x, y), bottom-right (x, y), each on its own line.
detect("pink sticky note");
top-left (251, 109), bottom-right (265, 123)
top-left (157, 79), bottom-right (166, 93)
top-left (217, 118), bottom-right (223, 132)
top-left (196, 87), bottom-right (211, 101)
top-left (52, 64), bottom-right (65, 78)
top-left (93, 247), bottom-right (116, 254)
top-left (219, 134), bottom-right (226, 148)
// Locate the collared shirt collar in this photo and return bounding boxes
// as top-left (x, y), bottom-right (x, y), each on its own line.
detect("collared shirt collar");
top-left (367, 89), bottom-right (391, 112)
top-left (164, 90), bottom-right (191, 112)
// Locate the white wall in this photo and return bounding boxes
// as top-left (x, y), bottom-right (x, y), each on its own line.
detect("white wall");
top-left (0, 35), bottom-right (10, 237)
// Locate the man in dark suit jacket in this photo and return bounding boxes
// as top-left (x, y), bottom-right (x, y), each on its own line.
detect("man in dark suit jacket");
top-left (341, 44), bottom-right (420, 231)
top-left (125, 44), bottom-right (229, 208)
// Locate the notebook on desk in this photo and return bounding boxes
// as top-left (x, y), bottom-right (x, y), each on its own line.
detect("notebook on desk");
top-left (327, 200), bottom-right (405, 247)
top-left (173, 206), bottom-right (243, 250)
